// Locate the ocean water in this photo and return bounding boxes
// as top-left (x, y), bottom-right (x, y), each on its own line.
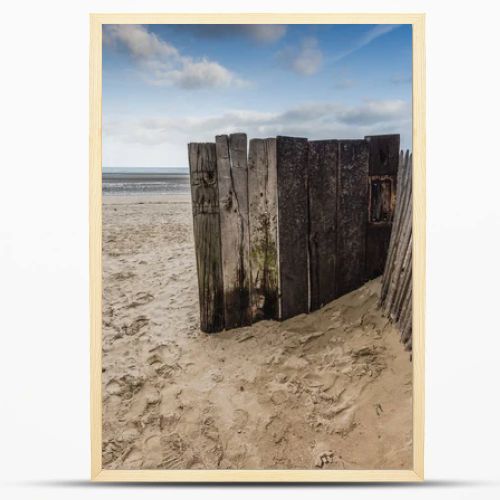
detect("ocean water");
top-left (103, 167), bottom-right (190, 196)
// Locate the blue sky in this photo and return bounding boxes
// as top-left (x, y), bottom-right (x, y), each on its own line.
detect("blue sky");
top-left (103, 24), bottom-right (412, 167)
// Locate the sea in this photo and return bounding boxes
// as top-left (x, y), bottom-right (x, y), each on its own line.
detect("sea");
top-left (103, 167), bottom-right (190, 196)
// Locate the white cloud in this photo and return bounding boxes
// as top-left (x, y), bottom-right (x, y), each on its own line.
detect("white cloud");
top-left (336, 100), bottom-right (408, 125)
top-left (104, 100), bottom-right (411, 166)
top-left (104, 24), bottom-right (178, 59)
top-left (278, 37), bottom-right (323, 76)
top-left (104, 24), bottom-right (246, 89)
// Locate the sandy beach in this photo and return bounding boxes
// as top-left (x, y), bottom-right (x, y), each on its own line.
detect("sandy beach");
top-left (102, 194), bottom-right (412, 470)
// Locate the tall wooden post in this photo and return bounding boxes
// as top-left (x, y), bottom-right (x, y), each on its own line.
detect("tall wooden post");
top-left (215, 133), bottom-right (251, 329)
top-left (307, 140), bottom-right (338, 311)
top-left (365, 134), bottom-right (400, 279)
top-left (276, 136), bottom-right (309, 319)
top-left (188, 143), bottom-right (225, 333)
top-left (335, 140), bottom-right (370, 297)
top-left (248, 138), bottom-right (279, 321)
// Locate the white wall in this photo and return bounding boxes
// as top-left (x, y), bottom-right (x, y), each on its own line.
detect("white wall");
top-left (1, 1), bottom-right (499, 499)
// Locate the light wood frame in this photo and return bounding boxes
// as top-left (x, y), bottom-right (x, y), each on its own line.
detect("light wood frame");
top-left (90, 13), bottom-right (425, 482)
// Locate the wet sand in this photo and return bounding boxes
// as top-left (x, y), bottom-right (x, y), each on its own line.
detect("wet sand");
top-left (102, 194), bottom-right (413, 470)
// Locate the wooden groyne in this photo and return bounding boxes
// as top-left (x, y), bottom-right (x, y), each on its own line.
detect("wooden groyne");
top-left (188, 133), bottom-right (404, 333)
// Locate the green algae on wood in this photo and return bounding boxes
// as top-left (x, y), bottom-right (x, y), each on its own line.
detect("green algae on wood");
top-left (248, 138), bottom-right (279, 320)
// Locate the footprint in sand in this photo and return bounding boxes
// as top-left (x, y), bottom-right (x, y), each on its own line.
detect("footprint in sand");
top-left (146, 343), bottom-right (182, 378)
top-left (314, 448), bottom-right (348, 469)
top-left (121, 445), bottom-right (143, 468)
top-left (148, 343), bottom-right (181, 363)
top-left (160, 432), bottom-right (189, 469)
top-left (270, 390), bottom-right (288, 405)
top-left (265, 414), bottom-right (289, 444)
top-left (114, 374), bottom-right (145, 401)
top-left (127, 291), bottom-right (155, 308)
top-left (105, 379), bottom-right (123, 396)
top-left (112, 271), bottom-right (136, 281)
top-left (122, 315), bottom-right (149, 336)
top-left (142, 434), bottom-right (162, 468)
top-left (232, 409), bottom-right (249, 432)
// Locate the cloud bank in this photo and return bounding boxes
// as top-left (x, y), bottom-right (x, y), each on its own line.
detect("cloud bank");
top-left (104, 24), bottom-right (246, 89)
top-left (104, 99), bottom-right (411, 165)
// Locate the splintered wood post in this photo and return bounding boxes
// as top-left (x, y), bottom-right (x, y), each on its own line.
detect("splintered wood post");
top-left (188, 142), bottom-right (225, 333)
top-left (380, 150), bottom-right (406, 305)
top-left (308, 140), bottom-right (338, 311)
top-left (248, 138), bottom-right (279, 321)
top-left (215, 133), bottom-right (251, 329)
top-left (379, 149), bottom-right (413, 351)
top-left (384, 153), bottom-right (412, 316)
top-left (335, 140), bottom-right (370, 297)
top-left (276, 136), bottom-right (309, 319)
top-left (365, 134), bottom-right (400, 280)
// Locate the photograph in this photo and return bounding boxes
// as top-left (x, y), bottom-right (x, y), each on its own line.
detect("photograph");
top-left (6, 2), bottom-right (500, 498)
top-left (92, 15), bottom-right (424, 480)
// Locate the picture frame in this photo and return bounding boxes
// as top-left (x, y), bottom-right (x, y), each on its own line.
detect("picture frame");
top-left (89, 12), bottom-right (425, 482)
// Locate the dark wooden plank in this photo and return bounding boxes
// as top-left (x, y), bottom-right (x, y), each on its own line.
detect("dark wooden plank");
top-left (248, 138), bottom-right (279, 321)
top-left (188, 142), bottom-right (224, 333)
top-left (364, 134), bottom-right (400, 176)
top-left (215, 133), bottom-right (251, 329)
top-left (335, 140), bottom-right (369, 297)
top-left (365, 135), bottom-right (400, 280)
top-left (276, 136), bottom-right (309, 319)
top-left (307, 140), bottom-right (338, 311)
top-left (365, 225), bottom-right (393, 280)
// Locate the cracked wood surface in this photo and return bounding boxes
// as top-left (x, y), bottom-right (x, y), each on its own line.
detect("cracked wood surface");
top-left (307, 140), bottom-right (338, 311)
top-left (248, 138), bottom-right (279, 321)
top-left (188, 142), bottom-right (225, 333)
top-left (216, 134), bottom-right (251, 328)
top-left (336, 140), bottom-right (369, 298)
top-left (276, 136), bottom-right (309, 319)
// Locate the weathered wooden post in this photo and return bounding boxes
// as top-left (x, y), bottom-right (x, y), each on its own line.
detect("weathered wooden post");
top-left (335, 140), bottom-right (370, 297)
top-left (276, 136), bottom-right (309, 319)
top-left (379, 151), bottom-right (413, 351)
top-left (364, 134), bottom-right (400, 280)
top-left (307, 140), bottom-right (338, 311)
top-left (248, 138), bottom-right (279, 321)
top-left (188, 142), bottom-right (225, 333)
top-left (215, 133), bottom-right (252, 329)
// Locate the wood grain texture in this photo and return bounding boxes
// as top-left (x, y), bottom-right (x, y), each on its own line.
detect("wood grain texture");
top-left (307, 140), bottom-right (338, 311)
top-left (188, 143), bottom-right (225, 333)
top-left (365, 225), bottom-right (393, 280)
top-left (276, 136), bottom-right (309, 319)
top-left (248, 138), bottom-right (279, 320)
top-left (365, 135), bottom-right (400, 280)
top-left (216, 134), bottom-right (251, 328)
top-left (335, 140), bottom-right (369, 297)
top-left (380, 152), bottom-right (413, 353)
top-left (365, 134), bottom-right (400, 176)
